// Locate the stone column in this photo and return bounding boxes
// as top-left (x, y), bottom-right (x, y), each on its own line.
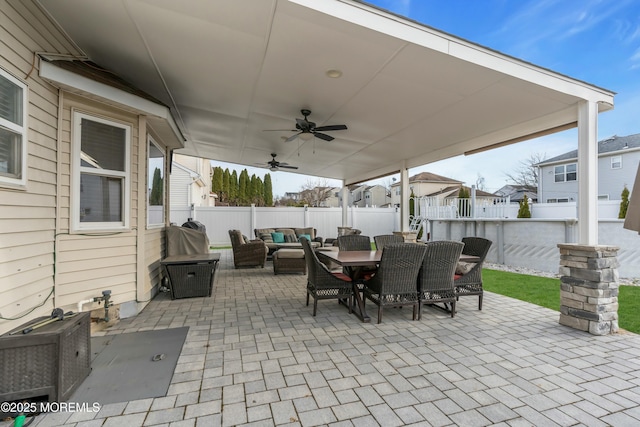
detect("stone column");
top-left (557, 243), bottom-right (619, 335)
top-left (393, 231), bottom-right (417, 243)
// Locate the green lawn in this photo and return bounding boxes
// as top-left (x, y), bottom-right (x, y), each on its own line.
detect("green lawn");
top-left (483, 269), bottom-right (640, 334)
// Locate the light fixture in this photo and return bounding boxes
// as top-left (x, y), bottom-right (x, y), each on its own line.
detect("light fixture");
top-left (299, 132), bottom-right (314, 141)
top-left (326, 69), bottom-right (342, 78)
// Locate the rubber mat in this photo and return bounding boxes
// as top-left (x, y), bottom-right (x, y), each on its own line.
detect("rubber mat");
top-left (70, 327), bottom-right (188, 405)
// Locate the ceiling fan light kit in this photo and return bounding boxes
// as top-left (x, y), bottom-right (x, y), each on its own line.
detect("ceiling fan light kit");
top-left (265, 109), bottom-right (347, 143)
top-left (258, 153), bottom-right (298, 172)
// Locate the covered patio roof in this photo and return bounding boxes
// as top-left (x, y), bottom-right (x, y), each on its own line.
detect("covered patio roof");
top-left (38, 0), bottom-right (614, 187)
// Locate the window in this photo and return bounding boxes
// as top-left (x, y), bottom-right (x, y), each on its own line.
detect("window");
top-left (611, 156), bottom-right (622, 169)
top-left (0, 68), bottom-right (27, 187)
top-left (147, 136), bottom-right (165, 227)
top-left (72, 112), bottom-right (130, 230)
top-left (554, 163), bottom-right (577, 182)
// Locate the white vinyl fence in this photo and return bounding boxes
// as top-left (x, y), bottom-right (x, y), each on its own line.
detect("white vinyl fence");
top-left (170, 205), bottom-right (639, 279)
top-left (172, 205), bottom-right (399, 245)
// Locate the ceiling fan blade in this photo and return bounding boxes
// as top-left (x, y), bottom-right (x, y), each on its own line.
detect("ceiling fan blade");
top-left (314, 132), bottom-right (334, 141)
top-left (296, 118), bottom-right (312, 131)
top-left (263, 129), bottom-right (297, 132)
top-left (285, 132), bottom-right (301, 142)
top-left (278, 164), bottom-right (298, 169)
top-left (314, 124), bottom-right (347, 131)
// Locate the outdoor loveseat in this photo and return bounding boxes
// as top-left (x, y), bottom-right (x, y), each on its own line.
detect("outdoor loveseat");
top-left (254, 227), bottom-right (323, 256)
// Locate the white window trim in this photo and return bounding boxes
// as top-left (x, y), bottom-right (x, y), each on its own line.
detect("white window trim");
top-left (71, 111), bottom-right (131, 232)
top-left (147, 135), bottom-right (165, 229)
top-left (611, 155), bottom-right (622, 169)
top-left (554, 163), bottom-right (577, 183)
top-left (0, 68), bottom-right (28, 188)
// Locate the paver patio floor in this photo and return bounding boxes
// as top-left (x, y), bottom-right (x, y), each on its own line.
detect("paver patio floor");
top-left (8, 249), bottom-right (640, 427)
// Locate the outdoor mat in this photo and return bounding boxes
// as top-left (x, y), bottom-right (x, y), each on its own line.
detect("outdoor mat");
top-left (70, 327), bottom-right (189, 405)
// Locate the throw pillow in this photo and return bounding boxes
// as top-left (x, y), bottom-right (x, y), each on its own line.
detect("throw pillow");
top-left (259, 233), bottom-right (273, 243)
top-left (298, 234), bottom-right (312, 242)
top-left (271, 232), bottom-right (285, 243)
top-left (284, 234), bottom-right (297, 243)
top-left (455, 261), bottom-right (475, 275)
top-left (295, 227), bottom-right (315, 240)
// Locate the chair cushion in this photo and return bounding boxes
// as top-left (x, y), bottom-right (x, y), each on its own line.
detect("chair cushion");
top-left (331, 272), bottom-right (352, 282)
top-left (276, 249), bottom-right (305, 259)
top-left (297, 234), bottom-right (312, 242)
top-left (271, 232), bottom-right (285, 243)
top-left (295, 227), bottom-right (315, 240)
top-left (455, 262), bottom-right (475, 275)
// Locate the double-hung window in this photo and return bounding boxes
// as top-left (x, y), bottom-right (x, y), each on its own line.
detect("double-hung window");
top-left (0, 68), bottom-right (27, 187)
top-left (554, 163), bottom-right (577, 183)
top-left (72, 112), bottom-right (131, 231)
top-left (611, 156), bottom-right (622, 169)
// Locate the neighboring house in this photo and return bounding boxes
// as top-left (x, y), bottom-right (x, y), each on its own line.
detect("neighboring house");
top-left (170, 154), bottom-right (215, 208)
top-left (536, 133), bottom-right (640, 203)
top-left (390, 172), bottom-right (463, 206)
top-left (352, 184), bottom-right (391, 207)
top-left (494, 184), bottom-right (538, 203)
top-left (322, 187), bottom-right (342, 207)
top-left (0, 4), bottom-right (183, 334)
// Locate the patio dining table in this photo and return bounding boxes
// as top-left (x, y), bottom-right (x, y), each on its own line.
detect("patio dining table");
top-left (316, 249), bottom-right (480, 322)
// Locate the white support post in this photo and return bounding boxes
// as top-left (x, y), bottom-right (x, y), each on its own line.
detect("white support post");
top-left (341, 184), bottom-right (348, 226)
top-left (577, 100), bottom-right (599, 245)
top-left (401, 163), bottom-right (410, 232)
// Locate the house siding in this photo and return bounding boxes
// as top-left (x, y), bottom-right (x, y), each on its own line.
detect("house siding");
top-left (1, 1), bottom-right (176, 334)
top-left (0, 1), bottom-right (82, 333)
top-left (170, 165), bottom-right (193, 208)
top-left (539, 149), bottom-right (640, 202)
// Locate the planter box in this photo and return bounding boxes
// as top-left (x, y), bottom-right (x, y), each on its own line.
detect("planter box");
top-left (0, 312), bottom-right (91, 409)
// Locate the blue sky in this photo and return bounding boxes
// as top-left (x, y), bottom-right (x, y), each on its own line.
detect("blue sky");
top-left (213, 0), bottom-right (640, 196)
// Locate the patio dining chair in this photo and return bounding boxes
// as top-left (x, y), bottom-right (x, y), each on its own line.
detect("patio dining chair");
top-left (362, 243), bottom-right (427, 324)
top-left (418, 240), bottom-right (464, 319)
top-left (301, 237), bottom-right (354, 316)
top-left (455, 237), bottom-right (492, 310)
top-left (374, 234), bottom-right (403, 251)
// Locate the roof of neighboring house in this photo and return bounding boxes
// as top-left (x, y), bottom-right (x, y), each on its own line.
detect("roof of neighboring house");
top-left (537, 133), bottom-right (640, 166)
top-left (391, 172), bottom-right (463, 186)
top-left (495, 184), bottom-right (538, 196)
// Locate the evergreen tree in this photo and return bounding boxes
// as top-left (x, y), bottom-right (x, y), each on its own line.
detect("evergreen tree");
top-left (619, 186), bottom-right (630, 219)
top-left (264, 173), bottom-right (273, 206)
top-left (222, 168), bottom-right (230, 203)
top-left (211, 166), bottom-right (223, 199)
top-left (517, 195), bottom-right (532, 218)
top-left (250, 174), bottom-right (258, 204)
top-left (230, 170), bottom-right (238, 205)
top-left (238, 169), bottom-right (249, 205)
top-left (149, 168), bottom-right (163, 205)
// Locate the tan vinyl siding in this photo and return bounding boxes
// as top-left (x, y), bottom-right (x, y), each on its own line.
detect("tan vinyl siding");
top-left (54, 94), bottom-right (140, 309)
top-left (0, 1), bottom-right (81, 334)
top-left (144, 228), bottom-right (165, 297)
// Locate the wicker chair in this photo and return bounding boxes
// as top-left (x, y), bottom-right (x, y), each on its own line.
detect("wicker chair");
top-left (362, 243), bottom-right (427, 324)
top-left (301, 237), bottom-right (353, 316)
top-left (374, 234), bottom-right (403, 251)
top-left (228, 230), bottom-right (268, 269)
top-left (455, 237), bottom-right (492, 310)
top-left (337, 234), bottom-right (375, 281)
top-left (418, 240), bottom-right (464, 319)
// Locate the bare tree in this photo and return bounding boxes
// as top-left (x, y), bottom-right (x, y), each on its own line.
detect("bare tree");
top-left (299, 178), bottom-right (332, 207)
top-left (475, 174), bottom-right (486, 191)
top-left (504, 152), bottom-right (547, 187)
